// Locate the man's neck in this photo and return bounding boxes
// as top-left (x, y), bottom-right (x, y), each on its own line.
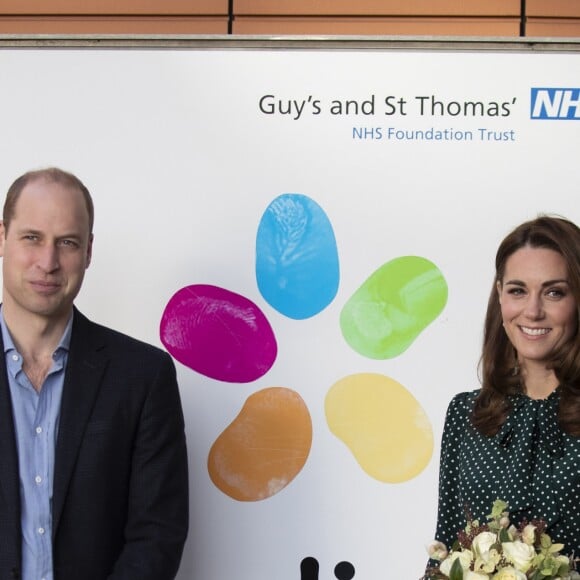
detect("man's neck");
top-left (2, 305), bottom-right (72, 362)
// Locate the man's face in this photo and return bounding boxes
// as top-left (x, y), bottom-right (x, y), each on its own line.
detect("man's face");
top-left (0, 178), bottom-right (93, 325)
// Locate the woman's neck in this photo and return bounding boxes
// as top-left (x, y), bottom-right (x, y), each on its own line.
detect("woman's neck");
top-left (521, 362), bottom-right (558, 400)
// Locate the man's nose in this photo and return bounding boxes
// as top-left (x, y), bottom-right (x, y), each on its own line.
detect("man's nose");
top-left (36, 244), bottom-right (59, 272)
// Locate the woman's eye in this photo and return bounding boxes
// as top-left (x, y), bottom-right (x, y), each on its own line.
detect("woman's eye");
top-left (546, 288), bottom-right (565, 298)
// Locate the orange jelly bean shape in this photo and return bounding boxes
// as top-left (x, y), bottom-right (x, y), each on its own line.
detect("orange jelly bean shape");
top-left (208, 387), bottom-right (313, 501)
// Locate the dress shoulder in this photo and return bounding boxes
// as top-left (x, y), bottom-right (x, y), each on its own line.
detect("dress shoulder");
top-left (444, 389), bottom-right (479, 422)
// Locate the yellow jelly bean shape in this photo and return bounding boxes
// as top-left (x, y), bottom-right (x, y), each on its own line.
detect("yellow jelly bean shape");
top-left (325, 373), bottom-right (433, 483)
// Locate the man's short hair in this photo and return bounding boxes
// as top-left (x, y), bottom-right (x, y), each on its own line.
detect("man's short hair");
top-left (3, 167), bottom-right (94, 233)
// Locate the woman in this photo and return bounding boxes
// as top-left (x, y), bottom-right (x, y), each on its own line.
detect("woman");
top-left (434, 215), bottom-right (580, 558)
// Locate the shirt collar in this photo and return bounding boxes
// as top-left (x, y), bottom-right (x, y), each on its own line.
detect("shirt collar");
top-left (0, 306), bottom-right (74, 355)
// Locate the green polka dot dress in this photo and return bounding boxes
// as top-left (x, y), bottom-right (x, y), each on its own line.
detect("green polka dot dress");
top-left (435, 388), bottom-right (580, 558)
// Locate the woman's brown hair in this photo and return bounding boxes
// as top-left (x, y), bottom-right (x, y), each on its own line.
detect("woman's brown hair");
top-left (472, 215), bottom-right (580, 436)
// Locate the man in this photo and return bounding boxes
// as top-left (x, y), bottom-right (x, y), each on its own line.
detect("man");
top-left (0, 168), bottom-right (189, 580)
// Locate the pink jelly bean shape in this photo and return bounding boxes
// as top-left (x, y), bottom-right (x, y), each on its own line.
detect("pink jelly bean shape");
top-left (160, 284), bottom-right (277, 383)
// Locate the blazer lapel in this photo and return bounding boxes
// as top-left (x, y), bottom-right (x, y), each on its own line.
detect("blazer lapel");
top-left (51, 309), bottom-right (109, 537)
top-left (0, 333), bottom-right (21, 529)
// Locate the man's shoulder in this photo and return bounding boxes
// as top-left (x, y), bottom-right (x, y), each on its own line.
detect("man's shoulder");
top-left (72, 309), bottom-right (171, 362)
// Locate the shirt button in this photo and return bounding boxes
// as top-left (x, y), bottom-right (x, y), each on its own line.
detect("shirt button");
top-left (36, 426), bottom-right (43, 434)
top-left (11, 354), bottom-right (18, 361)
top-left (38, 527), bottom-right (45, 535)
top-left (35, 475), bottom-right (42, 484)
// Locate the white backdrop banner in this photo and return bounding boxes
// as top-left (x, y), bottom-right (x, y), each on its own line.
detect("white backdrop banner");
top-left (0, 43), bottom-right (578, 580)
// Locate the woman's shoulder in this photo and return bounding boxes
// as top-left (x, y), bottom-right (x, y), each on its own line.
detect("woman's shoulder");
top-left (443, 389), bottom-right (480, 422)
top-left (448, 388), bottom-right (480, 409)
top-left (439, 389), bottom-right (480, 446)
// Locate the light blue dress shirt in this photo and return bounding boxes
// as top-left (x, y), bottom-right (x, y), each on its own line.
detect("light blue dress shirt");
top-left (1, 310), bottom-right (72, 580)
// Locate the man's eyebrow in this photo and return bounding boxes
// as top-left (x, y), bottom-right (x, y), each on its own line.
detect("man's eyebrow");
top-left (57, 233), bottom-right (83, 239)
top-left (14, 227), bottom-right (83, 239)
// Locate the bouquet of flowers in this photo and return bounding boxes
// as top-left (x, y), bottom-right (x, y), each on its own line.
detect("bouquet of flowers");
top-left (424, 499), bottom-right (579, 580)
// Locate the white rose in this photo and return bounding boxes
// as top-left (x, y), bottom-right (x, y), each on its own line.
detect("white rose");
top-left (492, 567), bottom-right (527, 580)
top-left (521, 524), bottom-right (536, 545)
top-left (502, 541), bottom-right (535, 572)
top-left (475, 548), bottom-right (501, 574)
top-left (472, 532), bottom-right (498, 559)
top-left (440, 550), bottom-right (473, 576)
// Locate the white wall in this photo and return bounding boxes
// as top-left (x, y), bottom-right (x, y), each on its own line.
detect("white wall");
top-left (0, 44), bottom-right (578, 579)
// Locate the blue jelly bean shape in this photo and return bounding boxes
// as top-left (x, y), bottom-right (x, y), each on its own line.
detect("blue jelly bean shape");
top-left (256, 194), bottom-right (339, 319)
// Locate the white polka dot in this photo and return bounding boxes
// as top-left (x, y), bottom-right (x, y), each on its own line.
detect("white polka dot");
top-left (433, 389), bottom-right (580, 557)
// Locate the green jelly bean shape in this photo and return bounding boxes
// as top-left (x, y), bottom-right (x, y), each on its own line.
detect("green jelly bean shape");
top-left (340, 256), bottom-right (448, 359)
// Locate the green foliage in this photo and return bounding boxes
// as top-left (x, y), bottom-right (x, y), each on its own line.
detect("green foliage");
top-left (448, 558), bottom-right (463, 580)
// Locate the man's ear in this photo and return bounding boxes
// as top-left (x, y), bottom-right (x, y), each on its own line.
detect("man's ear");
top-left (85, 233), bottom-right (94, 269)
top-left (0, 221), bottom-right (6, 258)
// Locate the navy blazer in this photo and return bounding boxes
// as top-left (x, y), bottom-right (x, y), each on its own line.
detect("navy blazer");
top-left (0, 309), bottom-right (189, 580)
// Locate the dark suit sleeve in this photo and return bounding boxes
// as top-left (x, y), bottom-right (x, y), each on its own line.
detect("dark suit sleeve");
top-left (107, 352), bottom-right (189, 580)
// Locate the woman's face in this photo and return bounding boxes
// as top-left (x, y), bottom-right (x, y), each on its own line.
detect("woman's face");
top-left (497, 246), bottom-right (578, 369)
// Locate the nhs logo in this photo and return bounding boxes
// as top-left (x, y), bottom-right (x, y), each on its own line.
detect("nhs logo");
top-left (531, 88), bottom-right (580, 120)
